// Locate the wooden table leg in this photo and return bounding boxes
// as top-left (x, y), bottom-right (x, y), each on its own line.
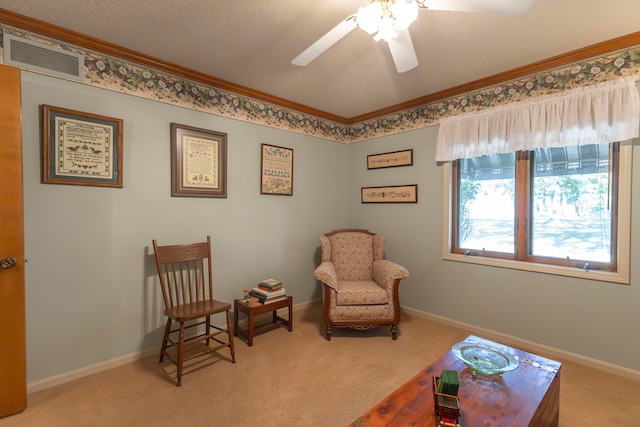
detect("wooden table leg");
top-left (287, 296), bottom-right (293, 331)
top-left (233, 300), bottom-right (239, 337)
top-left (247, 307), bottom-right (255, 346)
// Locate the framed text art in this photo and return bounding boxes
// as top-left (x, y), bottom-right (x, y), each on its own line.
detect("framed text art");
top-left (42, 105), bottom-right (123, 188)
top-left (361, 185), bottom-right (418, 204)
top-left (170, 123), bottom-right (227, 198)
top-left (260, 143), bottom-right (293, 196)
top-left (367, 149), bottom-right (413, 170)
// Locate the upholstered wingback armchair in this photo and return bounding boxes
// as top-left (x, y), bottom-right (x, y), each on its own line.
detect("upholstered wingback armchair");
top-left (313, 229), bottom-right (409, 340)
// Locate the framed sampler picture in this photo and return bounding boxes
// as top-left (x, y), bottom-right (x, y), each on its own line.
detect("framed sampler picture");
top-left (42, 105), bottom-right (123, 188)
top-left (260, 143), bottom-right (293, 196)
top-left (367, 149), bottom-right (413, 170)
top-left (170, 123), bottom-right (227, 198)
top-left (361, 184), bottom-right (418, 203)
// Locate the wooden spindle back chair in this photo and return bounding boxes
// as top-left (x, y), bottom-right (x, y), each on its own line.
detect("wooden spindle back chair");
top-left (152, 236), bottom-right (235, 386)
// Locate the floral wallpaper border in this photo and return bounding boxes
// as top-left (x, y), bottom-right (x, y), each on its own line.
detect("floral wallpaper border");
top-left (2, 24), bottom-right (640, 144)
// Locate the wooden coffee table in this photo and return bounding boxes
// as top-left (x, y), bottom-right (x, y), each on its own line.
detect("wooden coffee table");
top-left (233, 296), bottom-right (292, 346)
top-left (350, 335), bottom-right (561, 427)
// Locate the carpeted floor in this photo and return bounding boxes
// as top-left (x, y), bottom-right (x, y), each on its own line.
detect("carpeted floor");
top-left (2, 299), bottom-right (639, 426)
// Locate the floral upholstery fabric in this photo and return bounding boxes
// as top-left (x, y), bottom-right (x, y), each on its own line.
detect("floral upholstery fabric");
top-left (336, 281), bottom-right (388, 305)
top-left (320, 235), bottom-right (331, 262)
top-left (314, 261), bottom-right (337, 290)
top-left (373, 234), bottom-right (384, 261)
top-left (328, 232), bottom-right (374, 281)
top-left (325, 284), bottom-right (395, 321)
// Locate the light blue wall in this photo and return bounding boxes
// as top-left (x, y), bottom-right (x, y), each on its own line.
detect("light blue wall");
top-left (19, 70), bottom-right (640, 384)
top-left (347, 100), bottom-right (640, 372)
top-left (20, 72), bottom-right (349, 382)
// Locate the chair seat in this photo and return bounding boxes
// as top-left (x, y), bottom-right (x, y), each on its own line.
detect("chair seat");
top-left (165, 299), bottom-right (231, 322)
top-left (336, 281), bottom-right (388, 306)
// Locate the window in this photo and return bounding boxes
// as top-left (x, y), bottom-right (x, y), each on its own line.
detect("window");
top-left (443, 142), bottom-right (631, 284)
top-left (437, 78), bottom-right (638, 284)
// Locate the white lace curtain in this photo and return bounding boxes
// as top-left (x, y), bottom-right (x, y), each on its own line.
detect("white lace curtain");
top-left (435, 77), bottom-right (640, 162)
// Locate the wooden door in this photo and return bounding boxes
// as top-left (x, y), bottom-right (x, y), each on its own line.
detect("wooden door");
top-left (0, 64), bottom-right (26, 417)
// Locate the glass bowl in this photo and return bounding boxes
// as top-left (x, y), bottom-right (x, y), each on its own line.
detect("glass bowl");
top-left (452, 341), bottom-right (518, 376)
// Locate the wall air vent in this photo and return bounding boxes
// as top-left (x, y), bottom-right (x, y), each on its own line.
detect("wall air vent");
top-left (3, 33), bottom-right (84, 81)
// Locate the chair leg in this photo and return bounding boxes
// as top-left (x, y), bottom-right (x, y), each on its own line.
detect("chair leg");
top-left (226, 310), bottom-right (236, 363)
top-left (159, 318), bottom-right (172, 363)
top-left (205, 315), bottom-right (211, 346)
top-left (176, 322), bottom-right (185, 386)
top-left (325, 325), bottom-right (332, 341)
top-left (391, 324), bottom-right (398, 340)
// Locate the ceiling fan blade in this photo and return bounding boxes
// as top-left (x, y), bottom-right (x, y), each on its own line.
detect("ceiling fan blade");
top-left (292, 16), bottom-right (358, 66)
top-left (418, 0), bottom-right (534, 14)
top-left (387, 29), bottom-right (418, 73)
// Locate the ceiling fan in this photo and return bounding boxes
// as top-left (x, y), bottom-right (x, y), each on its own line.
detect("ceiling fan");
top-left (292, 0), bottom-right (534, 73)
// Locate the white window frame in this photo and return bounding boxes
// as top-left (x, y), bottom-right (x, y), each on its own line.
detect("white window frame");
top-left (441, 142), bottom-right (632, 284)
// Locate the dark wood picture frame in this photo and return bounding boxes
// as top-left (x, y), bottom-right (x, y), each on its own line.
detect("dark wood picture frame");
top-left (260, 143), bottom-right (293, 196)
top-left (367, 149), bottom-right (413, 170)
top-left (42, 105), bottom-right (123, 188)
top-left (361, 184), bottom-right (418, 203)
top-left (170, 123), bottom-right (227, 198)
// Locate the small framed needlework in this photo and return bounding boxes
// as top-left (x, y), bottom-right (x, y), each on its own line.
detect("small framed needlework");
top-left (361, 184), bottom-right (418, 203)
top-left (367, 149), bottom-right (413, 170)
top-left (260, 143), bottom-right (293, 196)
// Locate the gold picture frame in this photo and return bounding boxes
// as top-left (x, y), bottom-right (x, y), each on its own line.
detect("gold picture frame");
top-left (361, 185), bottom-right (418, 203)
top-left (260, 143), bottom-right (293, 196)
top-left (171, 123), bottom-right (227, 198)
top-left (367, 149), bottom-right (413, 170)
top-left (42, 105), bottom-right (123, 188)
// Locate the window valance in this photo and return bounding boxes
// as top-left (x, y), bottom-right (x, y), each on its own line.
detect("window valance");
top-left (435, 77), bottom-right (640, 162)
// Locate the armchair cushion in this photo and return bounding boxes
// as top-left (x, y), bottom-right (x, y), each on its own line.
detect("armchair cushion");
top-left (336, 281), bottom-right (388, 306)
top-left (328, 231), bottom-right (374, 281)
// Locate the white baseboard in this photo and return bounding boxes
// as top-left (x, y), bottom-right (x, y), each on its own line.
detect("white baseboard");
top-left (27, 347), bottom-right (158, 394)
top-left (403, 306), bottom-right (640, 382)
top-left (31, 301), bottom-right (636, 394)
top-left (27, 300), bottom-right (314, 394)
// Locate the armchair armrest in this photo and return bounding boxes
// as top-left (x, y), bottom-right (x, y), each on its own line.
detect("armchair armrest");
top-left (373, 260), bottom-right (409, 290)
top-left (314, 261), bottom-right (338, 291)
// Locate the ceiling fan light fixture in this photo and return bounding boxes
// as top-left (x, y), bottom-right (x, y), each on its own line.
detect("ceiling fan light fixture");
top-left (356, 0), bottom-right (419, 42)
top-left (392, 0), bottom-right (419, 31)
top-left (373, 15), bottom-right (397, 42)
top-left (356, 2), bottom-right (383, 35)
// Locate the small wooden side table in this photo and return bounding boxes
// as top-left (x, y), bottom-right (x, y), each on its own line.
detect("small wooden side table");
top-left (233, 296), bottom-right (293, 346)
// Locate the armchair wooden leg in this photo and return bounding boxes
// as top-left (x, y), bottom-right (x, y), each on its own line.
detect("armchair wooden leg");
top-left (391, 324), bottom-right (398, 340)
top-left (325, 325), bottom-right (332, 341)
top-left (159, 318), bottom-right (172, 363)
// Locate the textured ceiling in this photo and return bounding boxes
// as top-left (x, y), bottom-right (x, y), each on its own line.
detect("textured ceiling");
top-left (1, 0), bottom-right (640, 118)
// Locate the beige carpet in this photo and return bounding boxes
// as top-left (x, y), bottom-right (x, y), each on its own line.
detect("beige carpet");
top-left (2, 299), bottom-right (639, 426)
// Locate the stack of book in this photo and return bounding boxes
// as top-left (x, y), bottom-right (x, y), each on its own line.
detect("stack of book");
top-left (249, 279), bottom-right (286, 304)
top-left (258, 278), bottom-right (283, 292)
